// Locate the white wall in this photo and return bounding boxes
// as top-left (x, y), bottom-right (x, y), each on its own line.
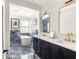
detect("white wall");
top-left (40, 0), bottom-right (75, 38)
top-left (41, 0), bottom-right (65, 33)
top-left (10, 15), bottom-right (40, 34)
top-left (10, 4), bottom-right (40, 34)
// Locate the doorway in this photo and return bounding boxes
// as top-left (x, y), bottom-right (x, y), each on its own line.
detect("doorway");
top-left (10, 3), bottom-right (40, 59)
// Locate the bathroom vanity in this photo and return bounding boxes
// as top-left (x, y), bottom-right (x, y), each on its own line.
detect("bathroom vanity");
top-left (33, 36), bottom-right (76, 59)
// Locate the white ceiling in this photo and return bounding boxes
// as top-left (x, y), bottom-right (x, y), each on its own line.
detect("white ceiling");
top-left (10, 0), bottom-right (49, 6)
top-left (10, 0), bottom-right (45, 11)
top-left (24, 0), bottom-right (49, 6)
top-left (10, 4), bottom-right (39, 18)
top-left (10, 0), bottom-right (49, 18)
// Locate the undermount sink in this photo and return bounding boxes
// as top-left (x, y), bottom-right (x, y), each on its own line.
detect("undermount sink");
top-left (55, 39), bottom-right (65, 43)
top-left (56, 40), bottom-right (63, 43)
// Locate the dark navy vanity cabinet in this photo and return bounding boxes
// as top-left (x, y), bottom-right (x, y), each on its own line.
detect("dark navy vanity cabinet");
top-left (33, 37), bottom-right (76, 59)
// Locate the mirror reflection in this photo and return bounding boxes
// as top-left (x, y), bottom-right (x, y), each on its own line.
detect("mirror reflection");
top-left (42, 13), bottom-right (50, 33)
top-left (59, 3), bottom-right (76, 35)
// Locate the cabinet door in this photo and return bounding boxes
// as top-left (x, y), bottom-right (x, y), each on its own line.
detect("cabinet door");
top-left (33, 37), bottom-right (36, 53)
top-left (58, 47), bottom-right (64, 59)
top-left (33, 37), bottom-right (39, 54)
top-left (50, 44), bottom-right (59, 59)
top-left (47, 43), bottom-right (53, 59)
top-left (63, 48), bottom-right (76, 59)
top-left (40, 45), bottom-right (49, 59)
top-left (39, 39), bottom-right (49, 59)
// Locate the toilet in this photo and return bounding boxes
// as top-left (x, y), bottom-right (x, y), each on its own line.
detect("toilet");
top-left (20, 36), bottom-right (31, 46)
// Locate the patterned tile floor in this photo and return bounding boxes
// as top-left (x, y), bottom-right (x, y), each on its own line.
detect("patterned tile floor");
top-left (10, 39), bottom-right (37, 59)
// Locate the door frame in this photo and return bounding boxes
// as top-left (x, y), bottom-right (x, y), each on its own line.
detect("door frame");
top-left (2, 0), bottom-right (10, 59)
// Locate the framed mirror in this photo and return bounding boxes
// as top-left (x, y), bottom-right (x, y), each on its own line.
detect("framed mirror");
top-left (59, 2), bottom-right (76, 35)
top-left (42, 12), bottom-right (50, 33)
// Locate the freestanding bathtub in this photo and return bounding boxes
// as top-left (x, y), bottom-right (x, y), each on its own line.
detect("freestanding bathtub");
top-left (20, 36), bottom-right (31, 46)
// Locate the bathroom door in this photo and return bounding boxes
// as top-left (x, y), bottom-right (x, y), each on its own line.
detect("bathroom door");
top-left (2, 0), bottom-right (10, 59)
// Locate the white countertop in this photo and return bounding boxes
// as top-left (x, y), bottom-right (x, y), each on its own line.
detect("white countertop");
top-left (33, 35), bottom-right (76, 52)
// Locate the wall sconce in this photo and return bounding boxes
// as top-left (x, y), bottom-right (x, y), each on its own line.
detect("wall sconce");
top-left (43, 11), bottom-right (48, 15)
top-left (65, 0), bottom-right (73, 4)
